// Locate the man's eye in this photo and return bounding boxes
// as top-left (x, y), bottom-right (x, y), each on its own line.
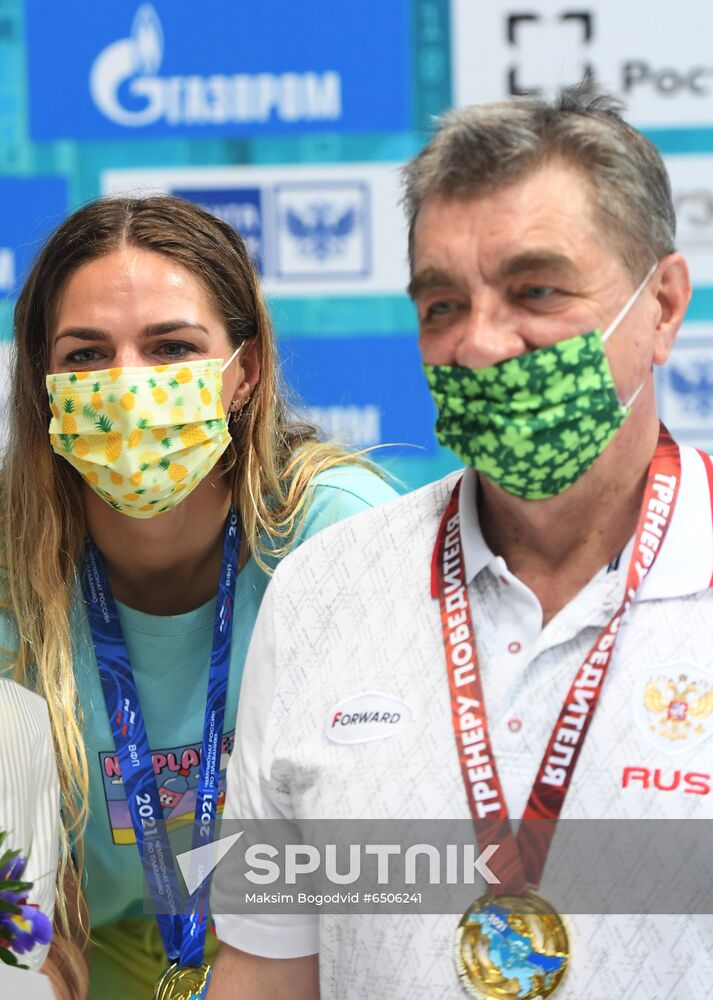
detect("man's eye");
top-left (522, 286), bottom-right (556, 300)
top-left (425, 300), bottom-right (456, 318)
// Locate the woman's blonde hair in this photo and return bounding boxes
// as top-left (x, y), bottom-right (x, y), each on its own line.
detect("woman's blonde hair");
top-left (0, 195), bottom-right (379, 940)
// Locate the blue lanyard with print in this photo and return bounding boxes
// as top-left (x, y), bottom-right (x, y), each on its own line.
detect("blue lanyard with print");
top-left (81, 508), bottom-right (240, 969)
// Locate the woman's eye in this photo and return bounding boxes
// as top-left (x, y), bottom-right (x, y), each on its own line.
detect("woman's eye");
top-left (66, 348), bottom-right (101, 364)
top-left (158, 342), bottom-right (193, 358)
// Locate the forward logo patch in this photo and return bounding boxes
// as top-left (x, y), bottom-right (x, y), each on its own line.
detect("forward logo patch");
top-left (325, 692), bottom-right (411, 745)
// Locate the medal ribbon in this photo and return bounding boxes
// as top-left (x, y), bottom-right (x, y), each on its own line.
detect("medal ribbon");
top-left (431, 424), bottom-right (681, 891)
top-left (81, 508), bottom-right (240, 967)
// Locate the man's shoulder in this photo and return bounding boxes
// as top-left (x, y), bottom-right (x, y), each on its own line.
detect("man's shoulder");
top-left (275, 470), bottom-right (462, 586)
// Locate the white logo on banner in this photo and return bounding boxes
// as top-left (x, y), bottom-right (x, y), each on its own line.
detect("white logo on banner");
top-left (502, 10), bottom-right (594, 96)
top-left (453, 0), bottom-right (713, 127)
top-left (90, 4), bottom-right (341, 128)
top-left (0, 249), bottom-right (15, 292)
top-left (665, 155), bottom-right (713, 285)
top-left (275, 183), bottom-right (369, 279)
top-left (299, 405), bottom-right (381, 447)
top-left (101, 163), bottom-right (408, 296)
top-left (658, 340), bottom-right (713, 436)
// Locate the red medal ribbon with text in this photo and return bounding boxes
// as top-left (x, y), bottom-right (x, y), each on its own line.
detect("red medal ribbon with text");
top-left (431, 423), bottom-right (682, 892)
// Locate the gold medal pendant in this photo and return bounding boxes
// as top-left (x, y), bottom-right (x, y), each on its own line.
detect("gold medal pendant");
top-left (153, 962), bottom-right (212, 1000)
top-left (454, 892), bottom-right (569, 999)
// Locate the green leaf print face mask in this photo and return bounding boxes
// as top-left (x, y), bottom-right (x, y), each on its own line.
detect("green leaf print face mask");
top-left (423, 264), bottom-right (656, 500)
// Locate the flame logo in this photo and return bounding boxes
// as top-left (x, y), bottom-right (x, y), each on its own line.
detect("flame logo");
top-left (131, 4), bottom-right (163, 75)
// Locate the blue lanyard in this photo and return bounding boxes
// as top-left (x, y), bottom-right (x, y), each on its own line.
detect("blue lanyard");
top-left (81, 509), bottom-right (240, 967)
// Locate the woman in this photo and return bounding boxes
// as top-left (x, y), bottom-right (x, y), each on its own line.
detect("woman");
top-left (0, 196), bottom-right (396, 999)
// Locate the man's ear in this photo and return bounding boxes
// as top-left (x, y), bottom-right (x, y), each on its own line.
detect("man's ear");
top-left (652, 253), bottom-right (691, 366)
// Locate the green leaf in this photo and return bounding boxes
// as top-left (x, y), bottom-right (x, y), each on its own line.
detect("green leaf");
top-left (0, 943), bottom-right (25, 967)
top-left (95, 414), bottom-right (113, 434)
top-left (0, 879), bottom-right (31, 894)
top-left (0, 897), bottom-right (23, 914)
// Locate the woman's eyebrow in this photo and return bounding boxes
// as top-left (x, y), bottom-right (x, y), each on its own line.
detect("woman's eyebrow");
top-left (142, 320), bottom-right (210, 337)
top-left (55, 328), bottom-right (109, 343)
top-left (55, 321), bottom-right (211, 343)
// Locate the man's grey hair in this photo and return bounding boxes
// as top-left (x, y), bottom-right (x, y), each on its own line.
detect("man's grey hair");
top-left (402, 83), bottom-right (676, 279)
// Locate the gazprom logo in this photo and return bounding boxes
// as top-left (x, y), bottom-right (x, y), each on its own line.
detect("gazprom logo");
top-left (89, 5), bottom-right (342, 129)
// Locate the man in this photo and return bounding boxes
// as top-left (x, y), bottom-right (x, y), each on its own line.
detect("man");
top-left (208, 86), bottom-right (713, 999)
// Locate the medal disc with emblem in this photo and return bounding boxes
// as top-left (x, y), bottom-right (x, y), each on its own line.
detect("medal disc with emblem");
top-left (454, 892), bottom-right (569, 999)
top-left (153, 962), bottom-right (212, 1000)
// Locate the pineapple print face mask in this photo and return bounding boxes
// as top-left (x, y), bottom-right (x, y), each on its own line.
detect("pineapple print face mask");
top-left (46, 345), bottom-right (244, 517)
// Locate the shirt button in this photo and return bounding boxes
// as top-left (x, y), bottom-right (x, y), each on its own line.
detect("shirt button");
top-left (508, 718), bottom-right (522, 733)
top-left (507, 641), bottom-right (522, 654)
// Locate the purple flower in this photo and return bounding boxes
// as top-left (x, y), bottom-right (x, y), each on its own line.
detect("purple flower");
top-left (0, 903), bottom-right (53, 955)
top-left (0, 855), bottom-right (25, 882)
top-left (0, 837), bottom-right (53, 964)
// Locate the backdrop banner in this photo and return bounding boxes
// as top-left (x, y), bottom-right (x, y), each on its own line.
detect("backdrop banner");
top-left (26, 0), bottom-right (411, 140)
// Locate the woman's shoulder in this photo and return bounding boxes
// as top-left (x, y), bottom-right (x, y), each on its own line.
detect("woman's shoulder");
top-left (298, 462), bottom-right (399, 544)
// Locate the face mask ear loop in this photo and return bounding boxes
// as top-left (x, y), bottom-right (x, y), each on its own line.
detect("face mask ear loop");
top-left (221, 340), bottom-right (245, 374)
top-left (622, 380), bottom-right (645, 411)
top-left (601, 262), bottom-right (658, 345)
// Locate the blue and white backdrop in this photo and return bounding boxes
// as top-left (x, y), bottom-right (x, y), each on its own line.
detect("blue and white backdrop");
top-left (1, 0), bottom-right (712, 485)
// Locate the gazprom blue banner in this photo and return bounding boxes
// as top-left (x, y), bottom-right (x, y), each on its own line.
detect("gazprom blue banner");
top-left (0, 177), bottom-right (68, 303)
top-left (280, 335), bottom-right (436, 453)
top-left (25, 1), bottom-right (412, 140)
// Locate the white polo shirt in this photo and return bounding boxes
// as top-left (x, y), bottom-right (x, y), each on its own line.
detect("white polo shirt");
top-left (216, 444), bottom-right (713, 1000)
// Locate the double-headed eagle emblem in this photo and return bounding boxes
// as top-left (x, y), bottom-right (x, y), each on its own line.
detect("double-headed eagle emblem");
top-left (644, 674), bottom-right (713, 742)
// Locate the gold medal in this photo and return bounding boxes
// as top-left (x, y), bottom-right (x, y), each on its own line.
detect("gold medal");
top-left (454, 892), bottom-right (569, 999)
top-left (153, 962), bottom-right (212, 1000)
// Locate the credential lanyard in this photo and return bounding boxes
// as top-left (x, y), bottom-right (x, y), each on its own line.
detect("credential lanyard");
top-left (81, 508), bottom-right (240, 967)
top-left (432, 424), bottom-right (682, 892)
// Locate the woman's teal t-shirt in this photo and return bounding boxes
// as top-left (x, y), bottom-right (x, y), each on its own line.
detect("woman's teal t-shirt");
top-left (30, 466), bottom-right (396, 927)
